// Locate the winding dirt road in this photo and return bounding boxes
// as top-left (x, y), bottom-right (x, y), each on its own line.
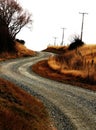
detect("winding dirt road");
top-left (0, 52), bottom-right (96, 130)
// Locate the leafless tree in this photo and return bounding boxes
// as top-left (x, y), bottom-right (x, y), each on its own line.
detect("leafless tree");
top-left (0, 0), bottom-right (32, 52)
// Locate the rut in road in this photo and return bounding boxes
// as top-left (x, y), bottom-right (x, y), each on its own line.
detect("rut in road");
top-left (0, 52), bottom-right (96, 130)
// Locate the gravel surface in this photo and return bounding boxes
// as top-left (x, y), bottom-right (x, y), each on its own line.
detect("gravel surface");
top-left (0, 52), bottom-right (96, 130)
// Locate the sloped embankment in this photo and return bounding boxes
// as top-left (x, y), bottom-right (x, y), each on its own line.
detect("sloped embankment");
top-left (0, 78), bottom-right (54, 130)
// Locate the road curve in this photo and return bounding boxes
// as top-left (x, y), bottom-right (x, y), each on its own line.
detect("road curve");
top-left (0, 52), bottom-right (96, 130)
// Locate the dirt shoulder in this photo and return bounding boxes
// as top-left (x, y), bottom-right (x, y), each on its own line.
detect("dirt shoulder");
top-left (32, 59), bottom-right (96, 91)
top-left (0, 78), bottom-right (55, 130)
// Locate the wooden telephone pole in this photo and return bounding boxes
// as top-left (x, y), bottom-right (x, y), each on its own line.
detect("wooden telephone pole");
top-left (79, 12), bottom-right (88, 41)
top-left (61, 28), bottom-right (66, 46)
top-left (53, 37), bottom-right (57, 46)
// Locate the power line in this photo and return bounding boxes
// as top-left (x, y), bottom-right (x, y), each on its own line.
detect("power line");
top-left (79, 12), bottom-right (88, 41)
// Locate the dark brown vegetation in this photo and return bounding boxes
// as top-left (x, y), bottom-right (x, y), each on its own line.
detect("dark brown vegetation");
top-left (68, 35), bottom-right (84, 50)
top-left (0, 41), bottom-right (36, 61)
top-left (32, 45), bottom-right (96, 91)
top-left (0, 78), bottom-right (54, 130)
top-left (0, 0), bottom-right (32, 52)
top-left (16, 39), bottom-right (25, 45)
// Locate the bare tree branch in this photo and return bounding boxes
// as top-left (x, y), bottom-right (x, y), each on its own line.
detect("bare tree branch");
top-left (0, 0), bottom-right (32, 39)
top-left (0, 0), bottom-right (32, 52)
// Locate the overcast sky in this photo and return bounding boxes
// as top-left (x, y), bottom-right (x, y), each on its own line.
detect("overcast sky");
top-left (17, 0), bottom-right (96, 51)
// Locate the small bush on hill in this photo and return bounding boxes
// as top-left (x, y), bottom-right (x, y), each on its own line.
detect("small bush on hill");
top-left (16, 39), bottom-right (25, 45)
top-left (68, 35), bottom-right (84, 50)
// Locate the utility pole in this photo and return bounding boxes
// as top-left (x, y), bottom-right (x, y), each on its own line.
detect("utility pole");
top-left (53, 37), bottom-right (57, 46)
top-left (79, 12), bottom-right (88, 41)
top-left (61, 28), bottom-right (66, 46)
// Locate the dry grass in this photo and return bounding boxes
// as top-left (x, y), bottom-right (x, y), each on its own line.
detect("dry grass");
top-left (48, 45), bottom-right (96, 84)
top-left (32, 45), bottom-right (96, 91)
top-left (15, 42), bottom-right (36, 57)
top-left (43, 45), bottom-right (68, 54)
top-left (0, 78), bottom-right (55, 130)
top-left (0, 42), bottom-right (36, 61)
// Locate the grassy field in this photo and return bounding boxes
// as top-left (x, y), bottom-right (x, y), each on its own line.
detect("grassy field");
top-left (0, 78), bottom-right (54, 130)
top-left (33, 44), bottom-right (96, 91)
top-left (0, 42), bottom-right (55, 130)
top-left (48, 45), bottom-right (96, 84)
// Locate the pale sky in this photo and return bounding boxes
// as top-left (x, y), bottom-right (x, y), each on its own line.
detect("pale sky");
top-left (17, 0), bottom-right (96, 51)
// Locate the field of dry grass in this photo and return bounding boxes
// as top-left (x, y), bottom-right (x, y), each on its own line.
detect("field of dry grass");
top-left (48, 45), bottom-right (96, 85)
top-left (32, 45), bottom-right (96, 91)
top-left (0, 78), bottom-right (54, 130)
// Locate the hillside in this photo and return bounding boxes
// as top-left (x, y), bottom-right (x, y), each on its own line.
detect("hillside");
top-left (43, 45), bottom-right (68, 54)
top-left (0, 41), bottom-right (36, 61)
top-left (32, 44), bottom-right (96, 91)
top-left (0, 78), bottom-right (54, 130)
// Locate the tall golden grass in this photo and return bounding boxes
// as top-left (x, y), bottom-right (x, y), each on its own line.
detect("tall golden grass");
top-left (48, 45), bottom-right (96, 85)
top-left (15, 42), bottom-right (36, 57)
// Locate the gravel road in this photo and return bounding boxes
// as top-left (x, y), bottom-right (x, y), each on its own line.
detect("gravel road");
top-left (0, 52), bottom-right (96, 130)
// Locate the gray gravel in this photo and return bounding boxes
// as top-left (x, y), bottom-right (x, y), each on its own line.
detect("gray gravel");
top-left (0, 52), bottom-right (96, 130)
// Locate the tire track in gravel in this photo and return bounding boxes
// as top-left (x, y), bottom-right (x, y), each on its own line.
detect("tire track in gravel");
top-left (0, 52), bottom-right (96, 130)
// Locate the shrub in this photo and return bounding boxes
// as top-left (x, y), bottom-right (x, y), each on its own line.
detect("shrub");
top-left (16, 39), bottom-right (25, 45)
top-left (68, 35), bottom-right (84, 50)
